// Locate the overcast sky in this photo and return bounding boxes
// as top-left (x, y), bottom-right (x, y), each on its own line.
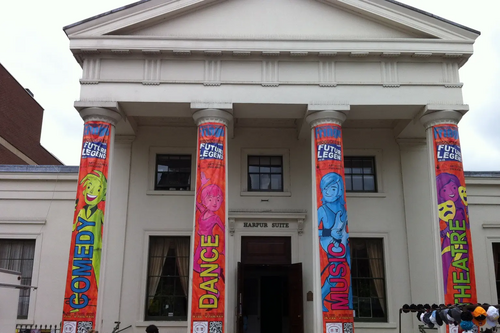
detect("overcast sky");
top-left (0, 0), bottom-right (498, 170)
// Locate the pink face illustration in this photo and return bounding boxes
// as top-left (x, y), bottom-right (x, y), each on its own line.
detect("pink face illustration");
top-left (439, 181), bottom-right (459, 203)
top-left (203, 194), bottom-right (222, 212)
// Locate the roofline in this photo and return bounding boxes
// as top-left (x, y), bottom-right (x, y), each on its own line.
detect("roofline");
top-left (464, 171), bottom-right (500, 178)
top-left (0, 165), bottom-right (79, 173)
top-left (0, 63), bottom-right (45, 110)
top-left (62, 0), bottom-right (481, 36)
top-left (385, 0), bottom-right (480, 35)
top-left (63, 0), bottom-right (151, 34)
top-left (0, 166), bottom-right (497, 177)
top-left (39, 144), bottom-right (65, 165)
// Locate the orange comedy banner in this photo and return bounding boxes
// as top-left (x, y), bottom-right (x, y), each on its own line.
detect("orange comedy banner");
top-left (62, 121), bottom-right (112, 333)
top-left (191, 122), bottom-right (226, 333)
top-left (432, 124), bottom-right (476, 308)
top-left (314, 123), bottom-right (354, 333)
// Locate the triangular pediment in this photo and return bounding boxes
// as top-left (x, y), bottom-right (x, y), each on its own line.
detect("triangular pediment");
top-left (111, 0), bottom-right (431, 39)
top-left (65, 0), bottom-right (479, 42)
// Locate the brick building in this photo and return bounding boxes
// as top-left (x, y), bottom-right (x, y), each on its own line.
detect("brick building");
top-left (0, 64), bottom-right (62, 165)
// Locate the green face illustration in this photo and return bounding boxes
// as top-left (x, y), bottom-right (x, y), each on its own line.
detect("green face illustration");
top-left (81, 171), bottom-right (107, 207)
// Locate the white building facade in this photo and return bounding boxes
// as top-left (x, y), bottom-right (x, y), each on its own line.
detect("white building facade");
top-left (3, 0), bottom-right (500, 333)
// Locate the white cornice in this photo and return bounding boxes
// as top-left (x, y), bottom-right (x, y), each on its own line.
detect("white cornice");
top-left (0, 191), bottom-right (76, 200)
top-left (69, 37), bottom-right (475, 60)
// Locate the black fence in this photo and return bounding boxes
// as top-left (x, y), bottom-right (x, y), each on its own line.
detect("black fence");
top-left (15, 324), bottom-right (60, 332)
top-left (15, 322), bottom-right (131, 333)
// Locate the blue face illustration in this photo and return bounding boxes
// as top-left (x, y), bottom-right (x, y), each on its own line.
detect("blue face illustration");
top-left (322, 181), bottom-right (341, 203)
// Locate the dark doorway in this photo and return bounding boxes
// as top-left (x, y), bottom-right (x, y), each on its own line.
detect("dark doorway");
top-left (237, 237), bottom-right (304, 333)
top-left (241, 236), bottom-right (291, 265)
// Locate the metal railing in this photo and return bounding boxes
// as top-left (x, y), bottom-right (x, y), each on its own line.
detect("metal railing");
top-left (399, 304), bottom-right (500, 333)
top-left (15, 324), bottom-right (60, 332)
top-left (112, 322), bottom-right (132, 333)
top-left (15, 322), bottom-right (131, 333)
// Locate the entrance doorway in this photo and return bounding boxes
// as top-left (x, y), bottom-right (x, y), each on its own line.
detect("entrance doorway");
top-left (237, 237), bottom-right (304, 333)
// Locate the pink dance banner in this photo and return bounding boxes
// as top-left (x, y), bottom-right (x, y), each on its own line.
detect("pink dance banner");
top-left (191, 122), bottom-right (226, 333)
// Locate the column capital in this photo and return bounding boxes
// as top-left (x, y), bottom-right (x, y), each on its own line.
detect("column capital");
top-left (192, 108), bottom-right (233, 126)
top-left (78, 107), bottom-right (123, 125)
top-left (305, 110), bottom-right (348, 128)
top-left (419, 104), bottom-right (468, 129)
top-left (75, 101), bottom-right (123, 125)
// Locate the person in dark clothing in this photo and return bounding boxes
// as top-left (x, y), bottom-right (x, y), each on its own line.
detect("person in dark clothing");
top-left (145, 325), bottom-right (159, 333)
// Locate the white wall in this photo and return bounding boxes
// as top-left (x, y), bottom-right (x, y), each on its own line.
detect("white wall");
top-left (464, 176), bottom-right (500, 305)
top-left (0, 269), bottom-right (21, 333)
top-left (0, 171), bottom-right (77, 326)
top-left (99, 123), bottom-right (416, 332)
top-left (1, 146), bottom-right (498, 333)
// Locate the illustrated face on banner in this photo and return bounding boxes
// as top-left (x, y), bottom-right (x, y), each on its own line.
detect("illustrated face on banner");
top-left (459, 186), bottom-right (468, 206)
top-left (82, 171), bottom-right (106, 206)
top-left (321, 179), bottom-right (341, 203)
top-left (438, 200), bottom-right (456, 222)
top-left (202, 186), bottom-right (223, 212)
top-left (439, 181), bottom-right (459, 203)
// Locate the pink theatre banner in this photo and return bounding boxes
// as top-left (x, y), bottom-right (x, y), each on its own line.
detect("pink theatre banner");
top-left (432, 124), bottom-right (476, 307)
top-left (314, 123), bottom-right (354, 333)
top-left (62, 121), bottom-right (111, 333)
top-left (191, 122), bottom-right (227, 333)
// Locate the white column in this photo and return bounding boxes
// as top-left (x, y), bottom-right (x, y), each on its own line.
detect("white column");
top-left (420, 106), bottom-right (477, 306)
top-left (397, 138), bottom-right (441, 306)
top-left (62, 106), bottom-right (122, 332)
top-left (420, 109), bottom-right (464, 305)
top-left (98, 134), bottom-right (135, 333)
top-left (189, 108), bottom-right (233, 333)
top-left (306, 109), bottom-right (352, 333)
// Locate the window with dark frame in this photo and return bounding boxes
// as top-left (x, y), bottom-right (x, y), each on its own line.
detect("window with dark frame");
top-left (0, 239), bottom-right (35, 319)
top-left (146, 236), bottom-right (190, 321)
top-left (247, 155), bottom-right (283, 192)
top-left (492, 243), bottom-right (500, 304)
top-left (344, 157), bottom-right (377, 192)
top-left (350, 238), bottom-right (387, 322)
top-left (155, 154), bottom-right (191, 191)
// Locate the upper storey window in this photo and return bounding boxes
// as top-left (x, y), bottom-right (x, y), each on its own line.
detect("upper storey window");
top-left (248, 155), bottom-right (283, 192)
top-left (155, 154), bottom-right (192, 191)
top-left (344, 157), bottom-right (377, 192)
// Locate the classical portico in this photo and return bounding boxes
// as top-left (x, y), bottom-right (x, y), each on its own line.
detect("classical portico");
top-left (62, 0), bottom-right (480, 332)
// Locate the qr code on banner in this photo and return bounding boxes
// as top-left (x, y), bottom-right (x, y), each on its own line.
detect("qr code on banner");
top-left (193, 321), bottom-right (208, 333)
top-left (326, 323), bottom-right (342, 333)
top-left (343, 323), bottom-right (353, 333)
top-left (209, 321), bottom-right (223, 333)
top-left (77, 321), bottom-right (93, 333)
top-left (63, 322), bottom-right (77, 333)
